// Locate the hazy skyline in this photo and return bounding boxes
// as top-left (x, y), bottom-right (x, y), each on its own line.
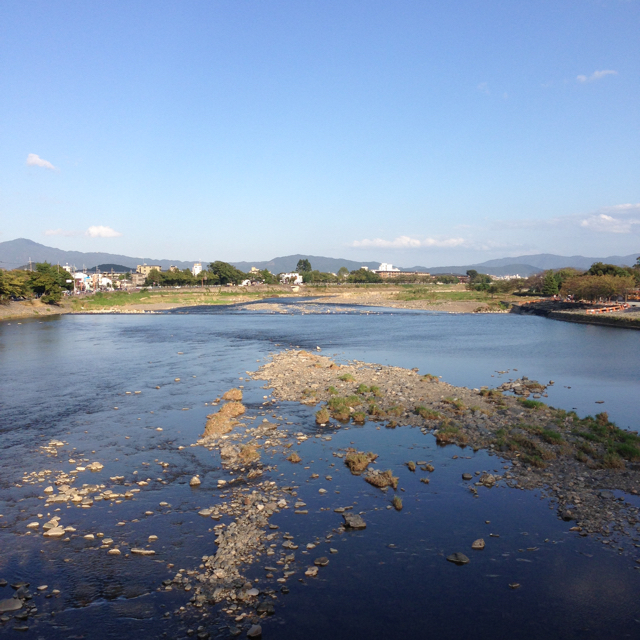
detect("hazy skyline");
top-left (1, 1), bottom-right (639, 265)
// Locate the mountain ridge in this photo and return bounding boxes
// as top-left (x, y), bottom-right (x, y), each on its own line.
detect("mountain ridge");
top-left (0, 238), bottom-right (637, 276)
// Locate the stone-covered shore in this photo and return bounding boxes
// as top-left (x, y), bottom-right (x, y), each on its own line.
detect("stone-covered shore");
top-left (250, 350), bottom-right (640, 548)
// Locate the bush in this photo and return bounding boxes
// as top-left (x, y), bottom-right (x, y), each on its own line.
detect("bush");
top-left (315, 408), bottom-right (330, 424)
top-left (518, 399), bottom-right (545, 410)
top-left (339, 373), bottom-right (355, 382)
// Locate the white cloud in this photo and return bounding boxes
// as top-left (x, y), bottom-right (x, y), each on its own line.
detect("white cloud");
top-left (86, 225), bottom-right (123, 238)
top-left (26, 153), bottom-right (57, 170)
top-left (477, 82), bottom-right (490, 95)
top-left (44, 226), bottom-right (123, 238)
top-left (576, 70), bottom-right (617, 83)
top-left (352, 235), bottom-right (466, 249)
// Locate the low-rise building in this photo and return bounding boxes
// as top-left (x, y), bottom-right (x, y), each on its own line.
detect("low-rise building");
top-left (136, 264), bottom-right (162, 277)
top-left (192, 263), bottom-right (203, 277)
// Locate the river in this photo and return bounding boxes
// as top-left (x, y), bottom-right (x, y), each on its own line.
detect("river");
top-left (0, 303), bottom-right (639, 639)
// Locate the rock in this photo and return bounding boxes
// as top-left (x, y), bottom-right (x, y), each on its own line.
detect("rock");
top-left (314, 557), bottom-right (329, 566)
top-left (343, 513), bottom-right (366, 530)
top-left (480, 474), bottom-right (496, 487)
top-left (560, 509), bottom-right (576, 521)
top-left (406, 461), bottom-right (416, 472)
top-left (189, 476), bottom-right (201, 487)
top-left (509, 583), bottom-right (521, 589)
top-left (0, 599), bottom-right (23, 613)
top-left (471, 539), bottom-right (485, 550)
top-left (43, 486), bottom-right (54, 494)
top-left (256, 601), bottom-right (274, 615)
top-left (86, 462), bottom-right (104, 472)
top-left (43, 527), bottom-right (65, 538)
top-left (462, 473), bottom-right (473, 481)
top-left (446, 553), bottom-right (470, 565)
top-left (247, 625), bottom-right (262, 638)
top-left (304, 566), bottom-right (318, 577)
top-left (246, 588), bottom-right (259, 597)
top-left (130, 548), bottom-right (155, 555)
top-left (26, 522), bottom-right (39, 529)
top-left (108, 549), bottom-right (121, 555)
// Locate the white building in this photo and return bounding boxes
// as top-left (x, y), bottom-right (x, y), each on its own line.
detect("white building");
top-left (192, 263), bottom-right (203, 277)
top-left (280, 272), bottom-right (303, 285)
top-left (377, 263), bottom-right (400, 272)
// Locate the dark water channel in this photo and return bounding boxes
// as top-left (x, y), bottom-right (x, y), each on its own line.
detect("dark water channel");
top-left (0, 304), bottom-right (639, 639)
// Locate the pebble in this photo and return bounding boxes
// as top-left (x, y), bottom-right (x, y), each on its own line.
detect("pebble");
top-left (131, 548), bottom-right (156, 556)
top-left (471, 539), bottom-right (485, 550)
top-left (108, 549), bottom-right (121, 556)
top-left (304, 566), bottom-right (319, 577)
top-left (189, 476), bottom-right (202, 487)
top-left (246, 625), bottom-right (262, 638)
top-left (314, 557), bottom-right (329, 566)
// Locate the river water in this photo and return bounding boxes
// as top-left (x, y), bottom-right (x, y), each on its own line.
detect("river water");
top-left (1, 303), bottom-right (639, 639)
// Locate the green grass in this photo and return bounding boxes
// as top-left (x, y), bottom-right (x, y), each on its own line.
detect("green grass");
top-left (518, 398), bottom-right (546, 410)
top-left (338, 373), bottom-right (355, 382)
top-left (356, 384), bottom-right (370, 394)
top-left (414, 406), bottom-right (441, 420)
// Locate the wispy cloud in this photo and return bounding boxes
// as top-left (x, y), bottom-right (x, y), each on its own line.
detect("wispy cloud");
top-left (477, 82), bottom-right (490, 95)
top-left (499, 203), bottom-right (640, 234)
top-left (580, 205), bottom-right (640, 234)
top-left (577, 69), bottom-right (617, 83)
top-left (45, 229), bottom-right (80, 237)
top-left (44, 226), bottom-right (123, 238)
top-left (27, 153), bottom-right (57, 170)
top-left (352, 235), bottom-right (466, 249)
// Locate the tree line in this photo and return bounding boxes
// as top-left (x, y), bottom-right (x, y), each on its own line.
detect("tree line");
top-left (466, 259), bottom-right (640, 301)
top-left (0, 263), bottom-right (74, 304)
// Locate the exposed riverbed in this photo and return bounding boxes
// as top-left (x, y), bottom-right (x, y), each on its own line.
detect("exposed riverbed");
top-left (1, 304), bottom-right (639, 639)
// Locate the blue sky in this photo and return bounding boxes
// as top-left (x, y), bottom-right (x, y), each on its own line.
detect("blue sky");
top-left (1, 0), bottom-right (639, 266)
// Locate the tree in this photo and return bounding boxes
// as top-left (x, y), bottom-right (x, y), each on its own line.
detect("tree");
top-left (0, 269), bottom-right (30, 302)
top-left (337, 266), bottom-right (349, 280)
top-left (561, 274), bottom-right (635, 302)
top-left (144, 268), bottom-right (164, 287)
top-left (466, 270), bottom-right (492, 291)
top-left (542, 271), bottom-right (559, 296)
top-left (208, 261), bottom-right (246, 285)
top-left (28, 262), bottom-right (73, 304)
top-left (587, 262), bottom-right (633, 278)
top-left (347, 268), bottom-right (382, 283)
top-left (296, 259), bottom-right (312, 273)
top-left (303, 270), bottom-right (337, 284)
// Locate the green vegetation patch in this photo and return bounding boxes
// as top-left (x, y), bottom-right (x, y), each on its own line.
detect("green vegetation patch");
top-left (415, 406), bottom-right (441, 420)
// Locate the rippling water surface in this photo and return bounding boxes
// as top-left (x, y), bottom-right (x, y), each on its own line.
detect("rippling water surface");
top-left (1, 304), bottom-right (639, 639)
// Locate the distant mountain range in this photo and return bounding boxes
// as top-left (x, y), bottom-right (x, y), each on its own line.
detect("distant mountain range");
top-left (0, 238), bottom-right (195, 271)
top-left (0, 238), bottom-right (637, 277)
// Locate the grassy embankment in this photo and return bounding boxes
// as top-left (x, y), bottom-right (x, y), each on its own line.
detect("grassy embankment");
top-left (68, 287), bottom-right (286, 311)
top-left (392, 284), bottom-right (525, 309)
